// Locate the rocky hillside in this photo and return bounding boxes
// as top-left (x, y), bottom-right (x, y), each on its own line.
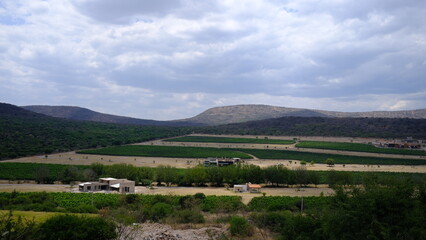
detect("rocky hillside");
top-left (182, 104), bottom-right (426, 125)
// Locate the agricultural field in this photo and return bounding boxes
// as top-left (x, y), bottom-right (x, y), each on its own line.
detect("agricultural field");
top-left (296, 141), bottom-right (426, 156)
top-left (165, 136), bottom-right (295, 144)
top-left (78, 145), bottom-right (252, 159)
top-left (237, 148), bottom-right (426, 165)
top-left (0, 162), bottom-right (89, 181)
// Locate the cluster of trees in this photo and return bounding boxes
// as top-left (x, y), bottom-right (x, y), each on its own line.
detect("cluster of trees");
top-left (198, 116), bottom-right (426, 138)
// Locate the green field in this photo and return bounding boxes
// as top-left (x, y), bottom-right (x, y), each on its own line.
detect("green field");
top-left (78, 145), bottom-right (253, 159)
top-left (0, 210), bottom-right (96, 223)
top-left (237, 148), bottom-right (426, 165)
top-left (0, 162), bottom-right (89, 180)
top-left (166, 136), bottom-right (295, 144)
top-left (296, 141), bottom-right (426, 156)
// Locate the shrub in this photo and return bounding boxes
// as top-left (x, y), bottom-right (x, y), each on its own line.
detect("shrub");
top-left (149, 202), bottom-right (174, 221)
top-left (38, 214), bottom-right (117, 240)
top-left (171, 209), bottom-right (205, 224)
top-left (229, 216), bottom-right (253, 237)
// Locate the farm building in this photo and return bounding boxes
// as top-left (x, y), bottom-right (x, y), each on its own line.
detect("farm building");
top-left (204, 157), bottom-right (240, 167)
top-left (233, 183), bottom-right (262, 193)
top-left (233, 184), bottom-right (248, 192)
top-left (79, 177), bottom-right (135, 193)
top-left (247, 183), bottom-right (262, 193)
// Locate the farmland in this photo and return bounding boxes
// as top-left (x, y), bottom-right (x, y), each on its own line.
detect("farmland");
top-left (237, 148), bottom-right (426, 165)
top-left (78, 145), bottom-right (253, 159)
top-left (165, 136), bottom-right (295, 144)
top-left (296, 141), bottom-right (426, 156)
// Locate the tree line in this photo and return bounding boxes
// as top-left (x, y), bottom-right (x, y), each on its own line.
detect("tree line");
top-left (2, 162), bottom-right (424, 188)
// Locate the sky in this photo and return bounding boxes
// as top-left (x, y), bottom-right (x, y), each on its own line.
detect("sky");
top-left (1, 0), bottom-right (425, 120)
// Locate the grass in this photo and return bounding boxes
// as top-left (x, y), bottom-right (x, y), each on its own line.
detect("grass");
top-left (296, 141), bottom-right (426, 156)
top-left (78, 145), bottom-right (253, 159)
top-left (237, 148), bottom-right (426, 165)
top-left (165, 136), bottom-right (295, 144)
top-left (0, 210), bottom-right (97, 223)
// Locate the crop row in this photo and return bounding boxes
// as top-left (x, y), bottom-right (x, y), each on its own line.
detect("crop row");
top-left (166, 136), bottom-right (295, 144)
top-left (78, 145), bottom-right (253, 159)
top-left (296, 141), bottom-right (426, 156)
top-left (237, 148), bottom-right (426, 165)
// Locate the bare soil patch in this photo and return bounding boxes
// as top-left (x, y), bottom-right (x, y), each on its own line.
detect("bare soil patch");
top-left (4, 151), bottom-right (426, 173)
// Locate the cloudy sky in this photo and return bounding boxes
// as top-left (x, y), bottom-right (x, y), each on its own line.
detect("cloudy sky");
top-left (1, 0), bottom-right (425, 120)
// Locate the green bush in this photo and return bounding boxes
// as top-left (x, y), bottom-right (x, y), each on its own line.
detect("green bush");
top-left (229, 216), bottom-right (253, 237)
top-left (37, 214), bottom-right (117, 240)
top-left (171, 209), bottom-right (205, 223)
top-left (149, 202), bottom-right (174, 221)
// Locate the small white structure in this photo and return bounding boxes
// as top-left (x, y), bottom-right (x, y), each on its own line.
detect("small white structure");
top-left (79, 178), bottom-right (135, 193)
top-left (233, 183), bottom-right (262, 193)
top-left (233, 184), bottom-right (248, 192)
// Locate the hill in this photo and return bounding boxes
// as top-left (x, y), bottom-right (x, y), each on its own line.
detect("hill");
top-left (181, 104), bottom-right (426, 125)
top-left (0, 103), bottom-right (190, 160)
top-left (198, 116), bottom-right (426, 138)
top-left (22, 105), bottom-right (201, 126)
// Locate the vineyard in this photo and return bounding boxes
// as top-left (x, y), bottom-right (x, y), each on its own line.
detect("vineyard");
top-left (78, 145), bottom-right (253, 159)
top-left (0, 192), bottom-right (245, 214)
top-left (165, 136), bottom-right (295, 144)
top-left (237, 148), bottom-right (426, 165)
top-left (0, 162), bottom-right (89, 181)
top-left (296, 141), bottom-right (426, 156)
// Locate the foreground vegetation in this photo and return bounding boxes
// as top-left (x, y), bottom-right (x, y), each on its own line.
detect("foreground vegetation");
top-left (166, 135), bottom-right (295, 144)
top-left (1, 177), bottom-right (425, 239)
top-left (296, 141), bottom-right (426, 156)
top-left (78, 145), bottom-right (252, 159)
top-left (1, 162), bottom-right (425, 187)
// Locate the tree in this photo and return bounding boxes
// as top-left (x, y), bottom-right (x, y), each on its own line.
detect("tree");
top-left (155, 165), bottom-right (178, 186)
top-left (35, 166), bottom-right (54, 184)
top-left (325, 158), bottom-right (335, 167)
top-left (61, 166), bottom-right (81, 184)
top-left (206, 167), bottom-right (224, 186)
top-left (294, 166), bottom-right (309, 187)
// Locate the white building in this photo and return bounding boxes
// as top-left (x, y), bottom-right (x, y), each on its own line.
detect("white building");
top-left (79, 177), bottom-right (135, 193)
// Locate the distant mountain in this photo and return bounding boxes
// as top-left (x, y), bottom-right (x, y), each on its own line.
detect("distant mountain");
top-left (0, 102), bottom-right (46, 118)
top-left (198, 116), bottom-right (426, 139)
top-left (181, 104), bottom-right (426, 125)
top-left (22, 105), bottom-right (201, 127)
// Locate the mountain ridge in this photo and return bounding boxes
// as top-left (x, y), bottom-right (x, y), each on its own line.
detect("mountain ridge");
top-left (22, 105), bottom-right (201, 126)
top-left (181, 104), bottom-right (426, 125)
top-left (20, 103), bottom-right (426, 126)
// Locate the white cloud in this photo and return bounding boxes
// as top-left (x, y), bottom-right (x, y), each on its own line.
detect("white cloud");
top-left (0, 0), bottom-right (425, 120)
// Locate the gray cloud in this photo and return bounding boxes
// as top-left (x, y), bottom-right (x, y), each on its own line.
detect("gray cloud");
top-left (0, 0), bottom-right (425, 119)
